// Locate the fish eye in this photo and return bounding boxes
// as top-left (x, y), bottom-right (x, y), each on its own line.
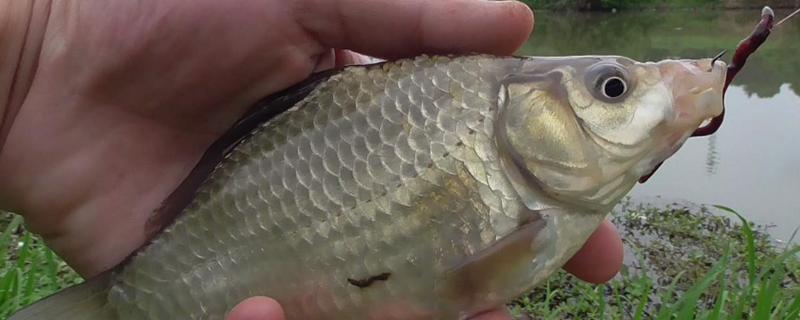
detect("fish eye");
top-left (585, 62), bottom-right (632, 103)
top-left (602, 76), bottom-right (627, 98)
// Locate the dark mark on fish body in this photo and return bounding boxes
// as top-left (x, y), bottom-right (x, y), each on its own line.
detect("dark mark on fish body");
top-left (347, 272), bottom-right (392, 288)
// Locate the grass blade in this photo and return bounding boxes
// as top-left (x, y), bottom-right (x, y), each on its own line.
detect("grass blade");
top-left (714, 205), bottom-right (757, 282)
top-left (674, 247), bottom-right (731, 319)
top-left (754, 266), bottom-right (786, 320)
top-left (655, 271), bottom-right (687, 320)
top-left (0, 215), bottom-right (22, 262)
top-left (45, 250), bottom-right (60, 292)
top-left (14, 232), bottom-right (32, 270)
top-left (785, 226), bottom-right (799, 250)
top-left (634, 277), bottom-right (652, 320)
top-left (708, 273), bottom-right (730, 320)
top-left (785, 291), bottom-right (800, 320)
top-left (597, 285), bottom-right (607, 318)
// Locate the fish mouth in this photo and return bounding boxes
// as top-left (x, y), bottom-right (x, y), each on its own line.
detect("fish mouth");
top-left (661, 58), bottom-right (727, 130)
top-left (637, 58), bottom-right (727, 183)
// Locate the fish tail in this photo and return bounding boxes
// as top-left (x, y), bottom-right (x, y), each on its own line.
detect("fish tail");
top-left (9, 272), bottom-right (117, 320)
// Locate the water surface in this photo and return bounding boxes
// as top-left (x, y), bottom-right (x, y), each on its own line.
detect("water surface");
top-left (519, 9), bottom-right (800, 240)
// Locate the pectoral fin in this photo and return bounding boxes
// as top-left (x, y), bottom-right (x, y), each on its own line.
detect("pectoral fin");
top-left (443, 217), bottom-right (546, 310)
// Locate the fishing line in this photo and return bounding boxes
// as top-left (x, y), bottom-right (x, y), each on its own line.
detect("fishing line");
top-left (776, 8), bottom-right (800, 27)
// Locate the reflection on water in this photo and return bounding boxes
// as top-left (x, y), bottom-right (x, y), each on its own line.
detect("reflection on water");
top-left (519, 9), bottom-right (800, 240)
top-left (705, 135), bottom-right (718, 175)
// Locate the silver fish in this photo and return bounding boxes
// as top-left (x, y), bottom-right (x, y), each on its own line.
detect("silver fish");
top-left (11, 54), bottom-right (726, 320)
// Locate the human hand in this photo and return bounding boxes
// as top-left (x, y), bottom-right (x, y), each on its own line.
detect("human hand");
top-left (0, 0), bottom-right (535, 276)
top-left (0, 0), bottom-right (622, 318)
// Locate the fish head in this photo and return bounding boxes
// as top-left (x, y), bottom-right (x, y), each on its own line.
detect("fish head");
top-left (498, 56), bottom-right (726, 210)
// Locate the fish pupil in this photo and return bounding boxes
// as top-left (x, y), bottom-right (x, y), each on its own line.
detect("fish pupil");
top-left (603, 77), bottom-right (627, 98)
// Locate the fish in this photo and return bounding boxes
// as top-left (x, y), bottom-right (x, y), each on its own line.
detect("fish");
top-left (10, 54), bottom-right (726, 320)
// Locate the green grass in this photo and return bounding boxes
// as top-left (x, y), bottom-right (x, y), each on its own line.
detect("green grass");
top-left (0, 204), bottom-right (798, 319)
top-left (512, 202), bottom-right (800, 319)
top-left (0, 212), bottom-right (82, 319)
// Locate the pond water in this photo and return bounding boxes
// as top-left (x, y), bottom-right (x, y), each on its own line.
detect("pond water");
top-left (519, 9), bottom-right (800, 241)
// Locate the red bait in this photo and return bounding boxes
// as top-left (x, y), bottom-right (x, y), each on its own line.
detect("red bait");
top-left (639, 7), bottom-right (779, 183)
top-left (692, 7), bottom-right (776, 137)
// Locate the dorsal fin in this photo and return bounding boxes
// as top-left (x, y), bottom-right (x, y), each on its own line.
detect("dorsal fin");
top-left (144, 68), bottom-right (341, 238)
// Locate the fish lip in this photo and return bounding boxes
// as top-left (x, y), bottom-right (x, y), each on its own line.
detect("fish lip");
top-left (656, 58), bottom-right (727, 130)
top-left (638, 58), bottom-right (726, 183)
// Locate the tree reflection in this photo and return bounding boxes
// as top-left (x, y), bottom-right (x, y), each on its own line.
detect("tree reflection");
top-left (706, 135), bottom-right (718, 175)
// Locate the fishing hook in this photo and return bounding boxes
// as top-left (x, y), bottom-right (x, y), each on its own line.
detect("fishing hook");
top-left (709, 50), bottom-right (727, 71)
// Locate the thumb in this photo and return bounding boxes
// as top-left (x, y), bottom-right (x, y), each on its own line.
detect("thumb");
top-left (226, 297), bottom-right (286, 320)
top-left (292, 0), bottom-right (534, 59)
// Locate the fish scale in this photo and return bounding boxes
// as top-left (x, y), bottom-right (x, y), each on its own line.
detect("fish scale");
top-left (103, 56), bottom-right (535, 319)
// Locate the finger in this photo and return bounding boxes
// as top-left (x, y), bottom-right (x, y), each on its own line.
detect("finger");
top-left (292, 0), bottom-right (534, 59)
top-left (469, 308), bottom-right (513, 320)
top-left (226, 297), bottom-right (285, 320)
top-left (562, 220), bottom-right (623, 284)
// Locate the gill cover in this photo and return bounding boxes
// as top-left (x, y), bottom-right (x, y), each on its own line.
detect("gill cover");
top-left (496, 57), bottom-right (663, 210)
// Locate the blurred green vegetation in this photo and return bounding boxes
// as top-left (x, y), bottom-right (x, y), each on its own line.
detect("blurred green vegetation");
top-left (520, 0), bottom-right (712, 10)
top-left (0, 212), bottom-right (82, 319)
top-left (518, 8), bottom-right (800, 98)
top-left (520, 0), bottom-right (757, 10)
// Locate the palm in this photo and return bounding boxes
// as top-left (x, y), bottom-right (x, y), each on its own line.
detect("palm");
top-left (0, 1), bottom-right (619, 319)
top-left (3, 0), bottom-right (539, 277)
top-left (5, 0), bottom-right (327, 275)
